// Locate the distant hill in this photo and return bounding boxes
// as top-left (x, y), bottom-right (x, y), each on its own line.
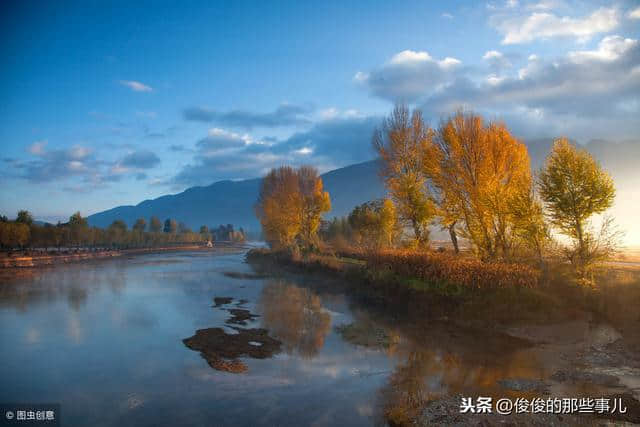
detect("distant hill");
top-left (88, 160), bottom-right (386, 232)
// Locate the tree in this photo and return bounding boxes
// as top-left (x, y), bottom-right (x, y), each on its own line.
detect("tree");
top-left (108, 220), bottom-right (128, 247)
top-left (149, 216), bottom-right (162, 233)
top-left (256, 166), bottom-right (304, 248)
top-left (538, 138), bottom-right (617, 280)
top-left (432, 111), bottom-right (533, 260)
top-left (178, 222), bottom-right (191, 234)
top-left (68, 212), bottom-right (88, 247)
top-left (133, 218), bottom-right (147, 232)
top-left (348, 199), bottom-right (397, 249)
top-left (373, 105), bottom-right (437, 247)
top-left (16, 210), bottom-right (34, 225)
top-left (256, 166), bottom-right (331, 249)
top-left (509, 185), bottom-right (551, 266)
top-left (297, 166), bottom-right (331, 248)
top-left (164, 218), bottom-right (177, 234)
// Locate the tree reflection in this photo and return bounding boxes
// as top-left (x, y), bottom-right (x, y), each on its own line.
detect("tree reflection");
top-left (379, 344), bottom-right (547, 425)
top-left (259, 280), bottom-right (331, 358)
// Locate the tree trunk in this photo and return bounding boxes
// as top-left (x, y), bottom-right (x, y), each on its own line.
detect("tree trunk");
top-left (448, 222), bottom-right (459, 254)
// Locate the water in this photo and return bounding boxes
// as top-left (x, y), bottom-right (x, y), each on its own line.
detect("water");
top-left (0, 249), bottom-right (620, 426)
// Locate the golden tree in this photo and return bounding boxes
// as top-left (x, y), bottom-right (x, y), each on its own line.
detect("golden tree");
top-left (255, 165), bottom-right (330, 249)
top-left (256, 166), bottom-right (303, 248)
top-left (433, 111), bottom-right (533, 260)
top-left (373, 105), bottom-right (437, 247)
top-left (297, 166), bottom-right (331, 248)
top-left (538, 138), bottom-right (617, 280)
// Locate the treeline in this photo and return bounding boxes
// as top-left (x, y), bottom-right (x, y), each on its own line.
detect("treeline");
top-left (0, 211), bottom-right (245, 251)
top-left (257, 106), bottom-right (620, 284)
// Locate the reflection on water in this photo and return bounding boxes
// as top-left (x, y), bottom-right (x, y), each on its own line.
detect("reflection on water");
top-left (0, 250), bottom-right (620, 426)
top-left (260, 280), bottom-right (332, 358)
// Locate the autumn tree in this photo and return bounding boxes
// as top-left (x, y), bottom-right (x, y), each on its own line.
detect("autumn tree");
top-left (432, 111), bottom-right (534, 260)
top-left (256, 166), bottom-right (304, 248)
top-left (509, 185), bottom-right (551, 266)
top-left (373, 105), bottom-right (437, 247)
top-left (108, 220), bottom-right (128, 248)
top-left (69, 211), bottom-right (88, 247)
top-left (348, 199), bottom-right (397, 249)
top-left (297, 166), bottom-right (331, 248)
top-left (149, 216), bottom-right (162, 233)
top-left (131, 218), bottom-right (145, 232)
top-left (255, 166), bottom-right (330, 249)
top-left (538, 138), bottom-right (617, 280)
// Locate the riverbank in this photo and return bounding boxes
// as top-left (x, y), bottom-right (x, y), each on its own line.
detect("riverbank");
top-left (246, 247), bottom-right (640, 425)
top-left (0, 242), bottom-right (246, 269)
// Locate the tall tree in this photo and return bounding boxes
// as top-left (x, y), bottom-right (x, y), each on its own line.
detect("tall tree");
top-left (255, 166), bottom-right (304, 248)
top-left (149, 216), bottom-right (162, 233)
top-left (297, 166), bottom-right (331, 248)
top-left (164, 218), bottom-right (177, 234)
top-left (432, 111), bottom-right (533, 260)
top-left (68, 211), bottom-right (88, 247)
top-left (133, 218), bottom-right (147, 232)
top-left (373, 105), bottom-right (437, 247)
top-left (16, 210), bottom-right (34, 225)
top-left (538, 138), bottom-right (616, 279)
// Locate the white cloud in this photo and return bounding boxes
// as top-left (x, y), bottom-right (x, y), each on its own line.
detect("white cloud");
top-left (494, 7), bottom-right (619, 44)
top-left (526, 0), bottom-right (561, 11)
top-left (28, 140), bottom-right (47, 155)
top-left (355, 50), bottom-right (461, 101)
top-left (627, 6), bottom-right (640, 19)
top-left (568, 35), bottom-right (638, 63)
top-left (358, 35), bottom-right (640, 141)
top-left (119, 80), bottom-right (153, 92)
top-left (483, 50), bottom-right (503, 60)
top-left (483, 50), bottom-right (512, 70)
top-left (441, 12), bottom-right (453, 19)
top-left (389, 50), bottom-right (431, 65)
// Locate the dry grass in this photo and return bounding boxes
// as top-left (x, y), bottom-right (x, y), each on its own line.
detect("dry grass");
top-left (364, 249), bottom-right (540, 290)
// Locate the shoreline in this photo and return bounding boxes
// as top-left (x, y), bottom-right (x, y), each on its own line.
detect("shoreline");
top-left (0, 242), bottom-right (246, 269)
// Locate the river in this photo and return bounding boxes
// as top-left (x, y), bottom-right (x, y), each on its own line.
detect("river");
top-left (1, 247), bottom-right (638, 426)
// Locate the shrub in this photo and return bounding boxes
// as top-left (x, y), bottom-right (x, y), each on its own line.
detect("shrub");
top-left (365, 249), bottom-right (540, 289)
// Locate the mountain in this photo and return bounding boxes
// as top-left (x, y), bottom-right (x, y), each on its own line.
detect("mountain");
top-left (88, 160), bottom-right (386, 232)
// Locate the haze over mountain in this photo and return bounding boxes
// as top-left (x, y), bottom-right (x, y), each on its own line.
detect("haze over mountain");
top-left (88, 139), bottom-right (639, 245)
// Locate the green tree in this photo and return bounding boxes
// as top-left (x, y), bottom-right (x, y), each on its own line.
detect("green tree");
top-left (348, 199), bottom-right (397, 249)
top-left (538, 138), bottom-right (617, 280)
top-left (149, 216), bottom-right (162, 233)
top-left (164, 218), bottom-right (177, 234)
top-left (16, 210), bottom-right (34, 225)
top-left (68, 212), bottom-right (88, 247)
top-left (373, 105), bottom-right (437, 248)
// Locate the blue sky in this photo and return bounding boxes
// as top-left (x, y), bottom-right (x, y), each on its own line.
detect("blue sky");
top-left (1, 0), bottom-right (639, 229)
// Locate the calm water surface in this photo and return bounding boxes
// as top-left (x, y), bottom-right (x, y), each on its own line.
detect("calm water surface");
top-left (0, 248), bottom-right (561, 426)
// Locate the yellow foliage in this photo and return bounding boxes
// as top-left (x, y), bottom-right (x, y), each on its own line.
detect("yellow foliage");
top-left (256, 165), bottom-right (331, 249)
top-left (432, 111), bottom-right (534, 260)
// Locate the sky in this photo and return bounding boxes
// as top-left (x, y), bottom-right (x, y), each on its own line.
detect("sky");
top-left (1, 0), bottom-right (639, 240)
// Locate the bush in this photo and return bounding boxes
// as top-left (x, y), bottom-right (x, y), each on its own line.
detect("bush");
top-left (365, 249), bottom-right (540, 290)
